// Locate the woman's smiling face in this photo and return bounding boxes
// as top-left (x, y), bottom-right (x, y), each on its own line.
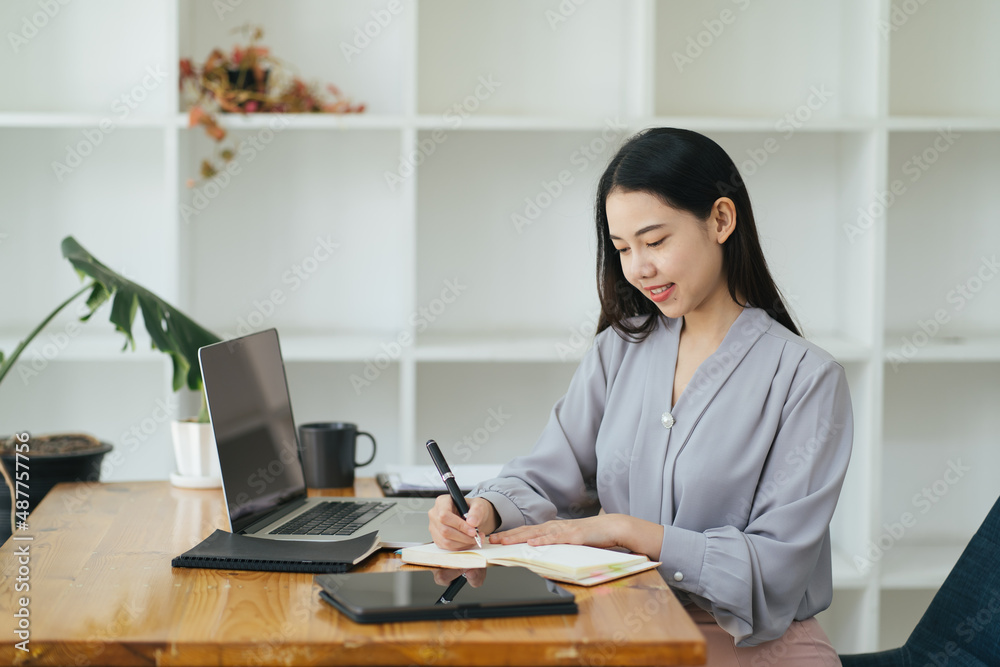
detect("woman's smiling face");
top-left (606, 189), bottom-right (735, 320)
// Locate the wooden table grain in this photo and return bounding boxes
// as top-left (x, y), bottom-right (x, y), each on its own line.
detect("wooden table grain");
top-left (0, 480), bottom-right (705, 666)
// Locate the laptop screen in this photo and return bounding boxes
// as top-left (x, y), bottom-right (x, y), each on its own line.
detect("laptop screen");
top-left (198, 329), bottom-right (306, 532)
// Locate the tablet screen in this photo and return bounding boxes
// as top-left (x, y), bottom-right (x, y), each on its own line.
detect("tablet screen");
top-left (316, 566), bottom-right (577, 623)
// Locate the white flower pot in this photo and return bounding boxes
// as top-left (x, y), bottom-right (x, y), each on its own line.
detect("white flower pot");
top-left (170, 420), bottom-right (221, 488)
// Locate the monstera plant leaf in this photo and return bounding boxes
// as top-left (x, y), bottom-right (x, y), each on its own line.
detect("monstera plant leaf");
top-left (60, 236), bottom-right (221, 392)
top-left (0, 237), bottom-right (220, 418)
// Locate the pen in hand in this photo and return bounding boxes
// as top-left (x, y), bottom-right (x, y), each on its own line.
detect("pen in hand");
top-left (426, 439), bottom-right (483, 548)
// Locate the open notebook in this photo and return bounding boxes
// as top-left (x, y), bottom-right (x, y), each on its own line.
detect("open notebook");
top-left (401, 542), bottom-right (660, 586)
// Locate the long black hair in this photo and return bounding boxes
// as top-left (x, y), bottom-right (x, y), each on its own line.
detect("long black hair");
top-left (595, 127), bottom-right (800, 340)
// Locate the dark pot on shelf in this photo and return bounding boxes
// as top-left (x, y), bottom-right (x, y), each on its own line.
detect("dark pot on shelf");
top-left (226, 67), bottom-right (270, 106)
top-left (0, 434), bottom-right (113, 544)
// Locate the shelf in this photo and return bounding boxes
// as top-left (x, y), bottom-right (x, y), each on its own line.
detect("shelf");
top-left (0, 332), bottom-right (163, 363)
top-left (885, 132), bottom-right (1000, 337)
top-left (12, 112), bottom-right (1000, 134)
top-left (0, 113), bottom-right (169, 129)
top-left (180, 0), bottom-right (407, 116)
top-left (0, 331), bottom-right (874, 366)
top-left (809, 336), bottom-right (871, 364)
top-left (18, 112), bottom-right (1000, 134)
top-left (275, 333), bottom-right (409, 362)
top-left (3, 1), bottom-right (995, 654)
top-left (887, 117), bottom-right (1000, 132)
top-left (413, 115), bottom-right (630, 132)
top-left (178, 113), bottom-right (624, 132)
top-left (883, 335), bottom-right (1000, 363)
top-left (175, 112), bottom-right (407, 131)
top-left (642, 117), bottom-right (877, 133)
top-left (879, 542), bottom-right (965, 589)
top-left (13, 111), bottom-right (1000, 133)
top-left (416, 333), bottom-right (592, 363)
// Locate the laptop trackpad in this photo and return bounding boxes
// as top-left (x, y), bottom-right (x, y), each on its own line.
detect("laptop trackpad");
top-left (377, 508), bottom-right (433, 548)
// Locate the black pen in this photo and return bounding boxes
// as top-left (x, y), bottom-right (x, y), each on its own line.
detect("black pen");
top-left (426, 439), bottom-right (483, 548)
top-left (435, 572), bottom-right (468, 605)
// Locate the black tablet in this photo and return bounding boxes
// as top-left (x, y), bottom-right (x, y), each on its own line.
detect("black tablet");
top-left (315, 566), bottom-right (578, 623)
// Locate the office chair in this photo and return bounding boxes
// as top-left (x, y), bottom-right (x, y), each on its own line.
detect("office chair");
top-left (839, 494), bottom-right (1000, 666)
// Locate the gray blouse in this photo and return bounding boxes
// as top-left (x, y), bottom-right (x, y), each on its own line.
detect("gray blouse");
top-left (472, 306), bottom-right (854, 647)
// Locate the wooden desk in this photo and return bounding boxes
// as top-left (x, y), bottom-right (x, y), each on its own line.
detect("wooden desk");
top-left (0, 481), bottom-right (705, 666)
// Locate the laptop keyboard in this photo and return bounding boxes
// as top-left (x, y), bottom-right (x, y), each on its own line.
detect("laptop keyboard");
top-left (270, 500), bottom-right (394, 536)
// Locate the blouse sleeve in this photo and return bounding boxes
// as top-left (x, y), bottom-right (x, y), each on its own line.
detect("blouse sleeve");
top-left (658, 358), bottom-right (854, 646)
top-left (470, 333), bottom-right (611, 529)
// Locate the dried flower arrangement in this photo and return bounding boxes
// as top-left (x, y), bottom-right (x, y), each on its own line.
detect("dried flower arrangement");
top-left (179, 24), bottom-right (365, 184)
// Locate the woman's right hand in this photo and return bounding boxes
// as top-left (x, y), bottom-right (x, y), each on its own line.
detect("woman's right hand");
top-left (428, 495), bottom-right (499, 550)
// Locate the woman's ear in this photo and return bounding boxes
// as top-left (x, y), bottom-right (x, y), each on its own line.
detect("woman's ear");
top-left (712, 197), bottom-right (737, 244)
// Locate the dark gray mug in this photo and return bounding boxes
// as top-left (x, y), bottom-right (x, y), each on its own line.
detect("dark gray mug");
top-left (298, 422), bottom-right (376, 489)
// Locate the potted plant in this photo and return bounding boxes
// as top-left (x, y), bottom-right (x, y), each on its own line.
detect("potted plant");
top-left (179, 24), bottom-right (365, 184)
top-left (0, 236), bottom-right (221, 540)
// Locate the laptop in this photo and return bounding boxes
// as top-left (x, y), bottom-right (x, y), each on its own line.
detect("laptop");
top-left (198, 328), bottom-right (435, 548)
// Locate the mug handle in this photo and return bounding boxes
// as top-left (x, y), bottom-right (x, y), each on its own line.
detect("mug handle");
top-left (355, 431), bottom-right (377, 467)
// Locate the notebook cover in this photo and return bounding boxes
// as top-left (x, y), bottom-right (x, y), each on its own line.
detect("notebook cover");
top-left (377, 472), bottom-right (474, 498)
top-left (171, 529), bottom-right (380, 573)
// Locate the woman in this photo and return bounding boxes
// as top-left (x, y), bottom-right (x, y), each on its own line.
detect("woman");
top-left (429, 128), bottom-right (852, 665)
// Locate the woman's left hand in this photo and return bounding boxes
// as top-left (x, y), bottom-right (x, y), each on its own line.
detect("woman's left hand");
top-left (491, 514), bottom-right (626, 549)
top-left (490, 514), bottom-right (664, 561)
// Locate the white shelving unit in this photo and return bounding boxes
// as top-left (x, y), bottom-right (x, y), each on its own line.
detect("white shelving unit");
top-left (1, 0), bottom-right (998, 653)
